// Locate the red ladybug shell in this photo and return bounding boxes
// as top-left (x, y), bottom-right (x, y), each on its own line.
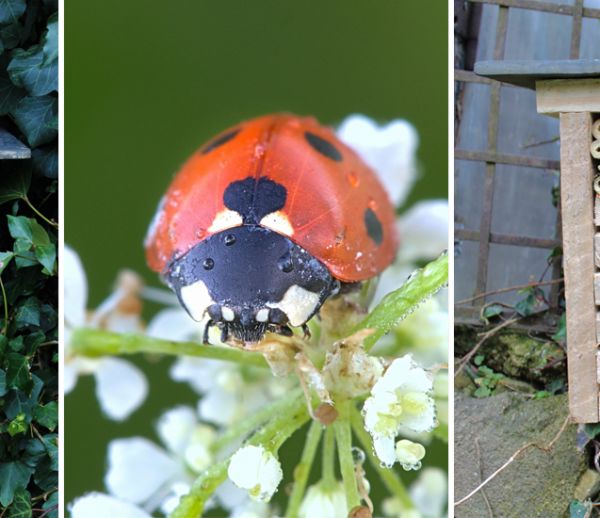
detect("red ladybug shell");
top-left (145, 114), bottom-right (398, 282)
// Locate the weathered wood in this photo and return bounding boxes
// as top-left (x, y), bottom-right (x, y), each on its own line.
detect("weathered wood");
top-left (595, 234), bottom-right (600, 268)
top-left (537, 79), bottom-right (600, 114)
top-left (596, 312), bottom-right (600, 344)
top-left (560, 112), bottom-right (599, 422)
top-left (597, 351), bottom-right (600, 384)
top-left (0, 127), bottom-right (29, 159)
top-left (595, 273), bottom-right (600, 303)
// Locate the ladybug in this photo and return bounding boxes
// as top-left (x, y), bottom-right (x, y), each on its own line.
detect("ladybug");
top-left (145, 114), bottom-right (398, 344)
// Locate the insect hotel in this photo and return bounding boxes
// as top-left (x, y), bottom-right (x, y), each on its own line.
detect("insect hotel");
top-left (473, 59), bottom-right (600, 422)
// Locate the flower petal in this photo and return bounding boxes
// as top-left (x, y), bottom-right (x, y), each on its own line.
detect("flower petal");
top-left (373, 435), bottom-right (397, 468)
top-left (70, 492), bottom-right (152, 518)
top-left (146, 308), bottom-right (203, 341)
top-left (156, 405), bottom-right (197, 456)
top-left (410, 467), bottom-right (447, 518)
top-left (105, 437), bottom-right (180, 505)
top-left (228, 445), bottom-right (282, 502)
top-left (299, 482), bottom-right (348, 518)
top-left (64, 246), bottom-right (88, 329)
top-left (337, 114), bottom-right (419, 207)
top-left (398, 200), bottom-right (449, 263)
top-left (94, 357), bottom-right (148, 421)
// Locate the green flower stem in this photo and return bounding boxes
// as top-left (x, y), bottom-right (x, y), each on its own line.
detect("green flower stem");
top-left (70, 328), bottom-right (268, 368)
top-left (349, 406), bottom-right (412, 509)
top-left (333, 400), bottom-right (361, 511)
top-left (321, 425), bottom-right (336, 489)
top-left (171, 394), bottom-right (309, 518)
top-left (211, 388), bottom-right (303, 454)
top-left (286, 420), bottom-right (323, 518)
top-left (357, 252), bottom-right (448, 351)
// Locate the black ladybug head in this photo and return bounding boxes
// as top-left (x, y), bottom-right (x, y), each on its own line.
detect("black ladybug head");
top-left (166, 225), bottom-right (337, 343)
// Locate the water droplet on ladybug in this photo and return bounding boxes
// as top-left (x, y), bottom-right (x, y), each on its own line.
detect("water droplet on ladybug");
top-left (224, 234), bottom-right (236, 246)
top-left (203, 258), bottom-right (214, 270)
top-left (277, 253), bottom-right (294, 273)
top-left (347, 171), bottom-right (359, 187)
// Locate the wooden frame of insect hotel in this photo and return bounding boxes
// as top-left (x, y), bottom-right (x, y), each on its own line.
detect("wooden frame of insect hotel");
top-left (476, 59), bottom-right (600, 422)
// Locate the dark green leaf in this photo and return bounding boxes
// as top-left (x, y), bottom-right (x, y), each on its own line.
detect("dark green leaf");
top-left (0, 461), bottom-right (32, 507)
top-left (0, 166), bottom-right (30, 205)
top-left (33, 401), bottom-right (56, 431)
top-left (552, 313), bottom-right (566, 343)
top-left (569, 500), bottom-right (591, 518)
top-left (481, 304), bottom-right (504, 321)
top-left (41, 14), bottom-right (57, 66)
top-left (31, 145), bottom-right (57, 178)
top-left (0, 251), bottom-right (14, 274)
top-left (9, 335), bottom-right (23, 351)
top-left (14, 297), bottom-right (40, 328)
top-left (6, 487), bottom-right (31, 518)
top-left (11, 95), bottom-right (57, 147)
top-left (41, 492), bottom-right (57, 518)
top-left (5, 352), bottom-right (30, 390)
top-left (8, 45), bottom-right (57, 96)
top-left (0, 369), bottom-right (6, 396)
top-left (0, 76), bottom-right (25, 115)
top-left (34, 243), bottom-right (55, 274)
top-left (0, 23), bottom-right (23, 49)
top-left (583, 423), bottom-right (600, 439)
top-left (0, 0), bottom-right (26, 25)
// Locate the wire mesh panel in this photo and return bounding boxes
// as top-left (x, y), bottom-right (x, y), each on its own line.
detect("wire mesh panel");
top-left (454, 0), bottom-right (600, 327)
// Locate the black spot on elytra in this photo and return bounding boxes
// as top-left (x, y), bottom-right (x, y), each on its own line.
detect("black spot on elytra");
top-left (201, 128), bottom-right (240, 154)
top-left (364, 208), bottom-right (383, 245)
top-left (304, 131), bottom-right (343, 162)
top-left (223, 177), bottom-right (287, 224)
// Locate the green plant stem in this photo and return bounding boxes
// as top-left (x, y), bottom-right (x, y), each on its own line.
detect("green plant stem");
top-left (286, 420), bottom-right (323, 518)
top-left (322, 425), bottom-right (336, 488)
top-left (211, 388), bottom-right (303, 453)
top-left (0, 276), bottom-right (7, 335)
top-left (170, 394), bottom-right (309, 518)
top-left (357, 252), bottom-right (448, 351)
top-left (70, 328), bottom-right (268, 368)
top-left (333, 400), bottom-right (361, 511)
top-left (22, 196), bottom-right (58, 228)
top-left (349, 406), bottom-right (412, 509)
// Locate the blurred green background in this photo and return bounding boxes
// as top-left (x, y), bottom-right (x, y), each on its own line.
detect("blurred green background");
top-left (65, 0), bottom-right (448, 511)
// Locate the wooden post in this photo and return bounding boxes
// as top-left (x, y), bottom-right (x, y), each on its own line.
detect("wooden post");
top-left (560, 112), bottom-right (598, 422)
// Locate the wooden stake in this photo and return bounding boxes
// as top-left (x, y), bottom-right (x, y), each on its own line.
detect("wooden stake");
top-left (560, 112), bottom-right (598, 422)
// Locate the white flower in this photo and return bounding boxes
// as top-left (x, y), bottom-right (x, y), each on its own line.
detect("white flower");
top-left (362, 355), bottom-right (435, 467)
top-left (382, 468), bottom-right (447, 518)
top-left (395, 439), bottom-right (426, 471)
top-left (397, 200), bottom-right (448, 263)
top-left (410, 468), bottom-right (447, 518)
top-left (337, 114), bottom-right (419, 207)
top-left (298, 482), bottom-right (348, 518)
top-left (64, 246), bottom-right (148, 421)
top-left (228, 445), bottom-right (283, 502)
top-left (104, 405), bottom-right (217, 513)
top-left (70, 493), bottom-right (151, 518)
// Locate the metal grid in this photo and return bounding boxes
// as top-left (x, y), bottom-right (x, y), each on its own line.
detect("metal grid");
top-left (454, 0), bottom-right (600, 327)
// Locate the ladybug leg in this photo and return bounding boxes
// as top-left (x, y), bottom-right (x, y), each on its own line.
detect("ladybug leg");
top-left (277, 325), bottom-right (293, 337)
top-left (203, 320), bottom-right (214, 344)
top-left (220, 324), bottom-right (229, 343)
top-left (301, 324), bottom-right (311, 340)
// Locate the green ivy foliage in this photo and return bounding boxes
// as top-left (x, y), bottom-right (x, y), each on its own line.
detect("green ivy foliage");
top-left (0, 1), bottom-right (58, 516)
top-left (1, 0), bottom-right (58, 178)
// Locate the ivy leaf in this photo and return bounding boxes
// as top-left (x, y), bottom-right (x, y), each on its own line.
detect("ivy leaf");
top-left (0, 251), bottom-right (14, 274)
top-left (0, 0), bottom-right (26, 25)
top-left (41, 492), bottom-right (57, 518)
top-left (33, 401), bottom-right (57, 431)
top-left (41, 14), bottom-right (57, 66)
top-left (11, 95), bottom-right (57, 147)
top-left (569, 500), bottom-right (592, 518)
top-left (0, 369), bottom-right (6, 396)
top-left (0, 165), bottom-right (30, 205)
top-left (0, 76), bottom-right (25, 115)
top-left (5, 352), bottom-right (31, 390)
top-left (7, 44), bottom-right (57, 97)
top-left (552, 313), bottom-right (566, 343)
top-left (7, 216), bottom-right (56, 273)
top-left (14, 297), bottom-right (41, 328)
top-left (31, 145), bottom-right (57, 178)
top-left (0, 461), bottom-right (32, 507)
top-left (6, 488), bottom-right (31, 518)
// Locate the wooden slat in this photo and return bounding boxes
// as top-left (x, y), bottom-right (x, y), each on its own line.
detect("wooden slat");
top-left (596, 312), bottom-right (600, 344)
top-left (537, 79), bottom-right (600, 114)
top-left (595, 234), bottom-right (600, 268)
top-left (560, 112), bottom-right (598, 422)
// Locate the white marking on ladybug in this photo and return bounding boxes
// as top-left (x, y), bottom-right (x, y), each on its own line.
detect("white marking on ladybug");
top-left (222, 306), bottom-right (235, 322)
top-left (180, 280), bottom-right (214, 322)
top-left (208, 209), bottom-right (243, 233)
top-left (267, 285), bottom-right (320, 327)
top-left (144, 196), bottom-right (166, 247)
top-left (260, 211), bottom-right (294, 237)
top-left (256, 308), bottom-right (270, 323)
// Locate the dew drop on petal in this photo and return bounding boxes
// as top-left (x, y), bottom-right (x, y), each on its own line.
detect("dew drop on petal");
top-left (351, 446), bottom-right (366, 466)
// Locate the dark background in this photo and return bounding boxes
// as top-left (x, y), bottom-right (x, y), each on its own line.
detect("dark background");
top-left (65, 0), bottom-right (448, 509)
